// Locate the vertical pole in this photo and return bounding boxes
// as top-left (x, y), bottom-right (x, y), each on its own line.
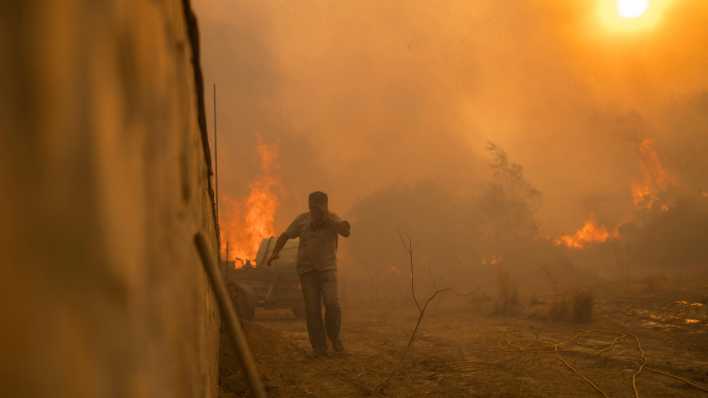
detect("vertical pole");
top-left (213, 83), bottom-right (220, 262)
top-left (213, 83), bottom-right (219, 221)
top-left (226, 240), bottom-right (231, 265)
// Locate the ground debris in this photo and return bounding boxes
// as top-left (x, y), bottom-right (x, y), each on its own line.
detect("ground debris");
top-left (220, 287), bottom-right (708, 397)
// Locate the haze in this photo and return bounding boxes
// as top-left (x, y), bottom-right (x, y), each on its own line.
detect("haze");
top-left (193, 0), bottom-right (708, 241)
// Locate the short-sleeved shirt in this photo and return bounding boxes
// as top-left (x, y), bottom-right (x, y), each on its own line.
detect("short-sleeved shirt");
top-left (284, 212), bottom-right (345, 275)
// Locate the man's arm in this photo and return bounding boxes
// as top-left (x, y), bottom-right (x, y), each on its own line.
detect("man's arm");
top-left (267, 214), bottom-right (303, 266)
top-left (267, 233), bottom-right (290, 266)
top-left (328, 213), bottom-right (351, 237)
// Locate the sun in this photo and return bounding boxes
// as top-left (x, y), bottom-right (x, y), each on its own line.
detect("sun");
top-left (618, 0), bottom-right (650, 19)
top-left (597, 0), bottom-right (668, 33)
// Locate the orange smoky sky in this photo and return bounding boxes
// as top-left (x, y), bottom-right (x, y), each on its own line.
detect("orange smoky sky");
top-left (193, 0), bottom-right (708, 236)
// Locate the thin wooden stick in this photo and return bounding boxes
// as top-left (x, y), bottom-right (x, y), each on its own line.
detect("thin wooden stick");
top-left (398, 231), bottom-right (421, 312)
top-left (213, 83), bottom-right (219, 223)
top-left (631, 334), bottom-right (647, 398)
top-left (194, 233), bottom-right (267, 398)
top-left (403, 288), bottom-right (451, 352)
top-left (597, 334), bottom-right (626, 354)
top-left (376, 232), bottom-right (451, 393)
top-left (376, 287), bottom-right (450, 392)
top-left (553, 341), bottom-right (609, 398)
top-left (646, 367), bottom-right (708, 394)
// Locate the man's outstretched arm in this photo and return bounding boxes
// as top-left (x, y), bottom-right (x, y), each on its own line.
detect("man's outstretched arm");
top-left (268, 215), bottom-right (303, 266)
top-left (267, 233), bottom-right (290, 266)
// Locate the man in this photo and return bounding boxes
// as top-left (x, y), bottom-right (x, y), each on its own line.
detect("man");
top-left (267, 191), bottom-right (351, 357)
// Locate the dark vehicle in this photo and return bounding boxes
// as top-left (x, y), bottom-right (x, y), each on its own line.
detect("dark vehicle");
top-left (223, 237), bottom-right (304, 320)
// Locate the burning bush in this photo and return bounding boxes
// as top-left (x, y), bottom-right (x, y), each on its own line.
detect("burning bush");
top-left (345, 143), bottom-right (554, 304)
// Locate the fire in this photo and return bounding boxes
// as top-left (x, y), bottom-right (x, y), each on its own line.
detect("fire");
top-left (555, 218), bottom-right (617, 249)
top-left (632, 138), bottom-right (674, 210)
top-left (220, 142), bottom-right (279, 266)
top-left (556, 139), bottom-right (675, 250)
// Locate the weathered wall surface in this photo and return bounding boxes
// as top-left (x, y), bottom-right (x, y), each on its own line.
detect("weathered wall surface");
top-left (0, 2), bottom-right (221, 397)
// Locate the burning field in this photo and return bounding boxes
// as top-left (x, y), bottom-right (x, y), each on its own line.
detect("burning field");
top-left (215, 133), bottom-right (708, 397)
top-left (192, 0), bottom-right (708, 396)
top-left (216, 138), bottom-right (708, 397)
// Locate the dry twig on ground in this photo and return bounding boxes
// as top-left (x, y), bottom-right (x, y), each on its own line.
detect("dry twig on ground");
top-left (631, 334), bottom-right (647, 398)
top-left (516, 328), bottom-right (708, 397)
top-left (645, 367), bottom-right (708, 394)
top-left (552, 337), bottom-right (610, 398)
top-left (596, 334), bottom-right (626, 354)
top-left (375, 233), bottom-right (453, 394)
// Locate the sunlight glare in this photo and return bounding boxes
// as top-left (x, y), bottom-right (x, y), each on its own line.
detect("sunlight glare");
top-left (618, 0), bottom-right (650, 19)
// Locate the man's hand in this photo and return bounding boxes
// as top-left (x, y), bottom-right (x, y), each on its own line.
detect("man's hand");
top-left (267, 253), bottom-right (280, 266)
top-left (338, 220), bottom-right (351, 237)
top-left (267, 234), bottom-right (289, 266)
top-left (326, 212), bottom-right (350, 237)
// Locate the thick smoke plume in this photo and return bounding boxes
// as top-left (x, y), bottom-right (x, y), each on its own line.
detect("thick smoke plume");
top-left (194, 1), bottom-right (708, 287)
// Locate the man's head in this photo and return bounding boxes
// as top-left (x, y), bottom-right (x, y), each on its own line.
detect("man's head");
top-left (308, 191), bottom-right (329, 223)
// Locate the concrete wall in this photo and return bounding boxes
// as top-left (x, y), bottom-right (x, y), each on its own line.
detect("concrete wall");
top-left (0, 1), bottom-right (221, 397)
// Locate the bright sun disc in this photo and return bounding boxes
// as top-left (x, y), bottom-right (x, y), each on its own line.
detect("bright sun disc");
top-left (618, 0), bottom-right (649, 18)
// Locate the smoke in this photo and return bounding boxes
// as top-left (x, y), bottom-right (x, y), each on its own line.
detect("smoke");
top-left (193, 0), bottom-right (708, 262)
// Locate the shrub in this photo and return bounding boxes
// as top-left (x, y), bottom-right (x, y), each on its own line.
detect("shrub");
top-left (572, 290), bottom-right (594, 323)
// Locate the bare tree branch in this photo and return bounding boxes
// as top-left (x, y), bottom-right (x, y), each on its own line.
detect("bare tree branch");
top-left (398, 231), bottom-right (421, 313)
top-left (402, 288), bottom-right (450, 351)
top-left (376, 232), bottom-right (454, 393)
top-left (376, 285), bottom-right (450, 393)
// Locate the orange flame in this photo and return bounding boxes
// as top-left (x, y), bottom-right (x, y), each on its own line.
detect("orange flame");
top-left (556, 140), bottom-right (675, 251)
top-left (220, 142), bottom-right (279, 266)
top-left (632, 138), bottom-right (674, 210)
top-left (555, 218), bottom-right (617, 249)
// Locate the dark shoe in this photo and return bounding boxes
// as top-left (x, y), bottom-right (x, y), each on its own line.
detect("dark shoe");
top-left (332, 339), bottom-right (345, 353)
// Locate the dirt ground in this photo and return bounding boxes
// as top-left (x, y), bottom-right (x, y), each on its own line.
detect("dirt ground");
top-left (220, 284), bottom-right (708, 398)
